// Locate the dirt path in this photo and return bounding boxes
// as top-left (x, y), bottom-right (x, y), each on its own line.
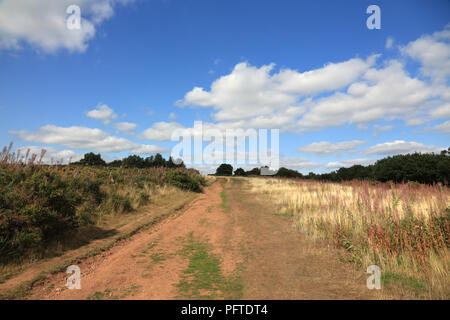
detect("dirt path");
top-left (9, 178), bottom-right (377, 300)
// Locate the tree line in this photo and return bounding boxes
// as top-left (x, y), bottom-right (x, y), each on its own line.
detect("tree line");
top-left (215, 148), bottom-right (450, 185)
top-left (72, 152), bottom-right (185, 169)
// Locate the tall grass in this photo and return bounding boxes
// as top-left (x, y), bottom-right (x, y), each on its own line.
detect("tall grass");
top-left (249, 177), bottom-right (450, 298)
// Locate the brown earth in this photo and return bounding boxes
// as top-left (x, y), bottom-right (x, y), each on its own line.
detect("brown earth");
top-left (1, 178), bottom-right (379, 300)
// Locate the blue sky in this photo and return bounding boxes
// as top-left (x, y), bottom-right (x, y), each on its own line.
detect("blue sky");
top-left (0, 0), bottom-right (449, 173)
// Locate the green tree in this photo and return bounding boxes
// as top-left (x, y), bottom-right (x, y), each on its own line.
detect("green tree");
top-left (275, 167), bottom-right (303, 178)
top-left (234, 168), bottom-right (246, 176)
top-left (122, 155), bottom-right (145, 168)
top-left (245, 167), bottom-right (261, 175)
top-left (108, 159), bottom-right (123, 167)
top-left (216, 163), bottom-right (233, 176)
top-left (153, 153), bottom-right (166, 167)
top-left (77, 152), bottom-right (106, 166)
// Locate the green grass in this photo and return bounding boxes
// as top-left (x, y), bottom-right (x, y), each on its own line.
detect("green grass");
top-left (381, 271), bottom-right (427, 292)
top-left (220, 180), bottom-right (230, 212)
top-left (87, 291), bottom-right (106, 300)
top-left (175, 232), bottom-right (242, 300)
top-left (150, 252), bottom-right (167, 263)
top-left (0, 271), bottom-right (48, 300)
top-left (86, 285), bottom-right (140, 300)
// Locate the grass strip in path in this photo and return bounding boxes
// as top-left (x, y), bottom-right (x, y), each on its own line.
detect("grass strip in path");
top-left (176, 232), bottom-right (242, 300)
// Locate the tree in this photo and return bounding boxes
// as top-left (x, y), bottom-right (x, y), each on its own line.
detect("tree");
top-left (246, 167), bottom-right (260, 175)
top-left (153, 153), bottom-right (165, 167)
top-left (77, 152), bottom-right (106, 166)
top-left (144, 155), bottom-right (154, 167)
top-left (216, 163), bottom-right (233, 176)
top-left (122, 155), bottom-right (145, 168)
top-left (108, 159), bottom-right (123, 167)
top-left (234, 168), bottom-right (246, 176)
top-left (275, 167), bottom-right (302, 178)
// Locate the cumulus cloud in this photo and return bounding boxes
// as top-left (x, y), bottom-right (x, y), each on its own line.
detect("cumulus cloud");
top-left (372, 124), bottom-right (394, 136)
top-left (429, 102), bottom-right (450, 119)
top-left (297, 60), bottom-right (432, 132)
top-left (139, 122), bottom-right (186, 141)
top-left (15, 146), bottom-right (83, 164)
top-left (385, 37), bottom-right (394, 49)
top-left (14, 146), bottom-right (84, 164)
top-left (86, 104), bottom-right (117, 124)
top-left (174, 27), bottom-right (450, 135)
top-left (10, 124), bottom-right (165, 154)
top-left (431, 120), bottom-right (450, 134)
top-left (297, 140), bottom-right (366, 155)
top-left (0, 0), bottom-right (133, 53)
top-left (112, 122), bottom-right (138, 133)
top-left (326, 158), bottom-right (376, 169)
top-left (279, 157), bottom-right (322, 170)
top-left (401, 25), bottom-right (450, 82)
top-left (176, 57), bottom-right (375, 123)
top-left (363, 140), bottom-right (441, 156)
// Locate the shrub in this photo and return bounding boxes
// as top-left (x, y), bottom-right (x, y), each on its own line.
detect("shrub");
top-left (165, 169), bottom-right (205, 192)
top-left (0, 144), bottom-right (208, 262)
top-left (0, 167), bottom-right (79, 260)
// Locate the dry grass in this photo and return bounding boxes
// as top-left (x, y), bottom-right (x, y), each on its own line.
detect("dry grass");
top-left (249, 177), bottom-right (450, 299)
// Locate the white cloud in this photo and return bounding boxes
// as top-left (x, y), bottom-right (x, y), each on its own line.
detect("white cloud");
top-left (405, 118), bottom-right (426, 126)
top-left (279, 157), bottom-right (322, 170)
top-left (363, 140), bottom-right (441, 156)
top-left (431, 120), bottom-right (450, 134)
top-left (10, 124), bottom-right (165, 154)
top-left (131, 145), bottom-right (167, 155)
top-left (86, 104), bottom-right (117, 124)
top-left (176, 56), bottom-right (447, 133)
top-left (139, 121), bottom-right (185, 141)
top-left (297, 60), bottom-right (433, 132)
top-left (326, 158), bottom-right (376, 169)
top-left (168, 112), bottom-right (177, 120)
top-left (385, 37), bottom-right (394, 49)
top-left (15, 146), bottom-right (84, 164)
top-left (113, 121), bottom-right (138, 133)
top-left (429, 102), bottom-right (450, 119)
top-left (297, 140), bottom-right (366, 155)
top-left (0, 0), bottom-right (133, 53)
top-left (401, 25), bottom-right (450, 82)
top-left (176, 57), bottom-right (375, 123)
top-left (372, 124), bottom-right (394, 136)
top-left (175, 27), bottom-right (450, 134)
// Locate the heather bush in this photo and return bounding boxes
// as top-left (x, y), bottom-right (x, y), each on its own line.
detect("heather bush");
top-left (164, 169), bottom-right (206, 192)
top-left (0, 167), bottom-right (86, 260)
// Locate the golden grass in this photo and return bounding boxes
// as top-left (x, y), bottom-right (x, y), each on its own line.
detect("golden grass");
top-left (248, 177), bottom-right (450, 299)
